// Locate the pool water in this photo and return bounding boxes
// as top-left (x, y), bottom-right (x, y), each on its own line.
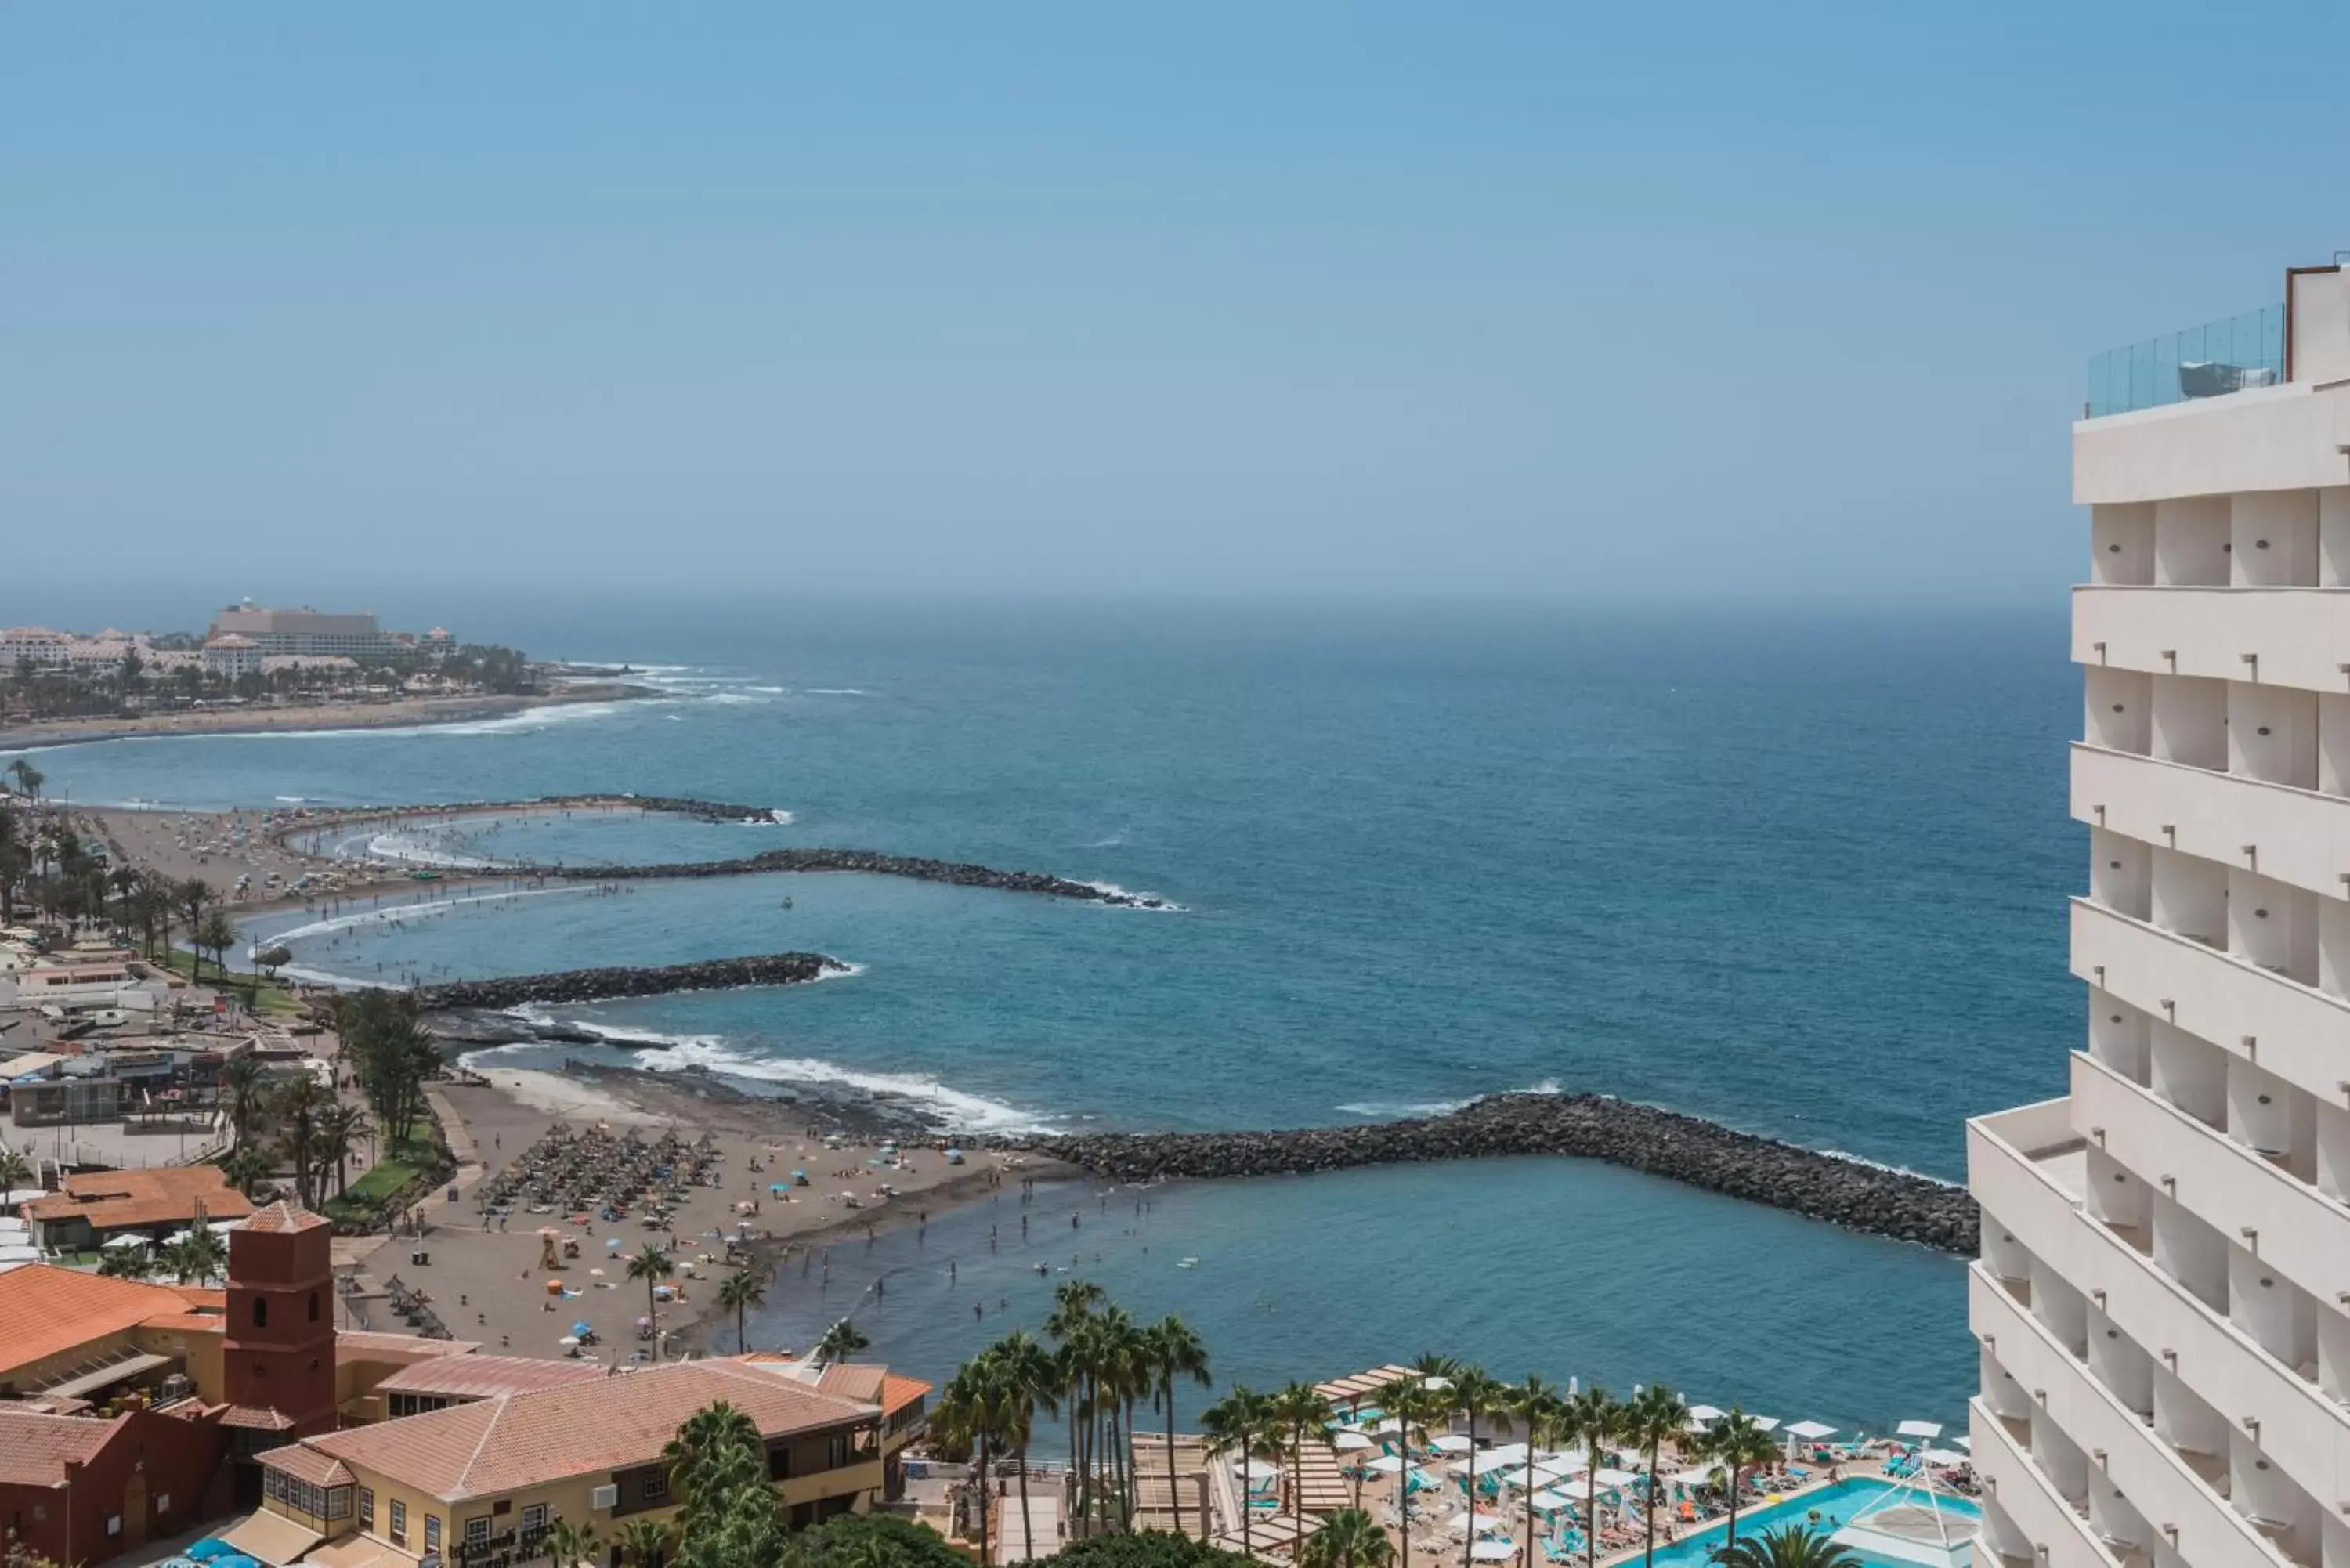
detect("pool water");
top-left (1644, 1478), bottom-right (1979, 1568)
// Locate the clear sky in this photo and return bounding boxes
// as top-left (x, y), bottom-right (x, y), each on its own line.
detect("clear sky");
top-left (5, 4), bottom-right (2345, 611)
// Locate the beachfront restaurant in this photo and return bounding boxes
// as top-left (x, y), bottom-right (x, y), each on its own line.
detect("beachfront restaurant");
top-left (255, 1358), bottom-right (929, 1568)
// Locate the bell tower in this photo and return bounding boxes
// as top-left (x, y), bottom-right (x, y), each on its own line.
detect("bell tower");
top-left (222, 1200), bottom-right (338, 1435)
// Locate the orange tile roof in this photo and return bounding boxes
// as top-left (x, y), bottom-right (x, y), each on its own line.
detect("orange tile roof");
top-left (24, 1167), bottom-right (255, 1232)
top-left (0, 1266), bottom-right (226, 1379)
top-left (334, 1331), bottom-right (482, 1363)
top-left (0, 1407), bottom-right (119, 1487)
top-left (241, 1199), bottom-right (327, 1234)
top-left (815, 1364), bottom-right (885, 1403)
top-left (219, 1405), bottom-right (295, 1432)
top-left (880, 1373), bottom-right (931, 1417)
top-left (375, 1354), bottom-right (611, 1400)
top-left (257, 1443), bottom-right (355, 1487)
top-left (307, 1358), bottom-right (879, 1501)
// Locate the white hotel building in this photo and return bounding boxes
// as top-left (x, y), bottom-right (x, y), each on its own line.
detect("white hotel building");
top-left (1970, 265), bottom-right (2350, 1568)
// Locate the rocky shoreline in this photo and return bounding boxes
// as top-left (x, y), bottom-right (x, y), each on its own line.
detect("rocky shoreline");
top-left (1007, 1092), bottom-right (1978, 1253)
top-left (533, 847), bottom-right (1170, 907)
top-left (414, 950), bottom-right (848, 1011)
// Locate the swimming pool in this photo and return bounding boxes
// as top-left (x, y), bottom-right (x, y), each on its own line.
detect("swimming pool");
top-left (1640, 1478), bottom-right (1980, 1568)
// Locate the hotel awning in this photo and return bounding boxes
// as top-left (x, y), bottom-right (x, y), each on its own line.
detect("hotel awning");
top-left (40, 1351), bottom-right (172, 1400)
top-left (217, 1510), bottom-right (324, 1567)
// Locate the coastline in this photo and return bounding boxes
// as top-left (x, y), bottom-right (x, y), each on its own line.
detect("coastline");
top-left (0, 679), bottom-right (650, 750)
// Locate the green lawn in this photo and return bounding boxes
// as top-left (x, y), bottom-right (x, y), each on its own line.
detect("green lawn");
top-left (154, 947), bottom-right (306, 1017)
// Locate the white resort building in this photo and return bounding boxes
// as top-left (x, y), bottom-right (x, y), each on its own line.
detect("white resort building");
top-left (1969, 265), bottom-right (2350, 1568)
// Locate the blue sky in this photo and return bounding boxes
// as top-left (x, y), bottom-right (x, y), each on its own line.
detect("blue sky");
top-left (5, 3), bottom-right (2345, 610)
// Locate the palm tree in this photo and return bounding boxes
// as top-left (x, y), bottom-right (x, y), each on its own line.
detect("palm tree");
top-left (1045, 1281), bottom-right (1106, 1505)
top-left (220, 1057), bottom-right (267, 1147)
top-left (1271, 1382), bottom-right (1335, 1532)
top-left (934, 1358), bottom-right (1010, 1566)
top-left (1383, 1375), bottom-right (1449, 1568)
top-left (5, 760), bottom-right (42, 802)
top-left (273, 1073), bottom-right (331, 1207)
top-left (219, 1143), bottom-right (275, 1201)
top-left (197, 909), bottom-right (238, 991)
top-left (161, 1230), bottom-right (226, 1285)
top-left (315, 1104), bottom-right (367, 1199)
top-left (612, 1518), bottom-right (672, 1568)
top-left (1719, 1526), bottom-right (1860, 1568)
top-left (547, 1518), bottom-right (602, 1568)
top-left (714, 1268), bottom-right (767, 1351)
top-left (1303, 1508), bottom-right (1396, 1568)
top-left (661, 1399), bottom-right (764, 1517)
top-left (1144, 1315), bottom-right (1213, 1538)
top-left (1506, 1376), bottom-right (1563, 1568)
top-left (814, 1317), bottom-right (869, 1365)
top-left (0, 1143), bottom-right (31, 1194)
top-left (627, 1243), bottom-right (676, 1360)
top-left (1562, 1388), bottom-right (1624, 1568)
top-left (175, 879), bottom-right (212, 977)
top-left (98, 1245), bottom-right (152, 1279)
top-left (1623, 1386), bottom-right (1691, 1568)
top-left (987, 1331), bottom-right (1061, 1563)
top-left (1448, 1366), bottom-right (1506, 1568)
top-left (1696, 1411), bottom-right (1781, 1555)
top-left (1201, 1386), bottom-right (1277, 1560)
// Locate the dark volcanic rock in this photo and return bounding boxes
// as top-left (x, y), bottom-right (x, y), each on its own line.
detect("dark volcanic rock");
top-left (1005, 1093), bottom-right (1978, 1254)
top-left (535, 847), bottom-right (1168, 908)
top-left (416, 951), bottom-right (847, 1010)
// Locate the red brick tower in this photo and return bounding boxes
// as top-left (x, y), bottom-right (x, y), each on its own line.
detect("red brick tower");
top-left (222, 1201), bottom-right (338, 1436)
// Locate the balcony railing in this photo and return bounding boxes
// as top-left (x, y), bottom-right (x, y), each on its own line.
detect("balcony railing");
top-left (2086, 304), bottom-right (2284, 417)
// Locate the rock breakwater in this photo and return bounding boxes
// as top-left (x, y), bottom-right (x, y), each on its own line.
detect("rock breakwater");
top-left (1017, 1093), bottom-right (1977, 1253)
top-left (537, 848), bottom-right (1170, 908)
top-left (416, 951), bottom-right (848, 1010)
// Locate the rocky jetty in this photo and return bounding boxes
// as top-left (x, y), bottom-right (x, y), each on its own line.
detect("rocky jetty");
top-left (1014, 1092), bottom-right (1977, 1253)
top-left (610, 793), bottom-right (784, 823)
top-left (537, 848), bottom-right (1170, 908)
top-left (415, 951), bottom-right (847, 1011)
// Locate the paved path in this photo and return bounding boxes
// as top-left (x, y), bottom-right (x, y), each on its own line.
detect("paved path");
top-left (993, 1490), bottom-right (1062, 1564)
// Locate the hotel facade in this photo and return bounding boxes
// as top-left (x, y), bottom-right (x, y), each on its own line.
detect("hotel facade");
top-left (1970, 266), bottom-right (2350, 1568)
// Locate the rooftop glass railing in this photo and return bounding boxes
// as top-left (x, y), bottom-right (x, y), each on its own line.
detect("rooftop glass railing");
top-left (2085, 303), bottom-right (2284, 417)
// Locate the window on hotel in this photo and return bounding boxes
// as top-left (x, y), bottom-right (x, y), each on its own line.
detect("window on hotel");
top-left (425, 1514), bottom-right (442, 1553)
top-left (253, 1298), bottom-right (268, 1328)
top-left (389, 1499), bottom-right (407, 1546)
top-left (359, 1490), bottom-right (374, 1530)
top-left (329, 1487), bottom-right (352, 1521)
top-left (465, 1518), bottom-right (491, 1546)
top-left (642, 1472), bottom-right (668, 1505)
top-left (522, 1505), bottom-right (548, 1534)
top-left (827, 1433), bottom-right (851, 1469)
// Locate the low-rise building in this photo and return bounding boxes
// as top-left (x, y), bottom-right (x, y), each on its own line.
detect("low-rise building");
top-left (203, 636), bottom-right (262, 680)
top-left (254, 1357), bottom-right (929, 1567)
top-left (23, 1167), bottom-right (256, 1251)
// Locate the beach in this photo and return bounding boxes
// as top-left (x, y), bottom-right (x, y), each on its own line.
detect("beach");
top-left (0, 680), bottom-right (645, 749)
top-left (345, 1061), bottom-right (1065, 1364)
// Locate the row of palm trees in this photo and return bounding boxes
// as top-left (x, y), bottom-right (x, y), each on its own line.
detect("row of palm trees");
top-left (1202, 1356), bottom-right (1787, 1568)
top-left (0, 800), bottom-right (248, 985)
top-left (215, 1056), bottom-right (372, 1209)
top-left (931, 1284), bottom-right (1213, 1566)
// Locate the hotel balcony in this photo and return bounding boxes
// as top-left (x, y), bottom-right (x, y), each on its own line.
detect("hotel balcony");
top-left (2069, 898), bottom-right (2350, 1124)
top-left (1969, 1266), bottom-right (2294, 1568)
top-left (1970, 1107), bottom-right (2350, 1540)
top-left (2074, 589), bottom-right (2350, 695)
top-left (2070, 744), bottom-right (2350, 905)
top-left (2075, 272), bottom-right (2350, 504)
top-left (2070, 1051), bottom-right (2350, 1330)
top-left (1967, 1395), bottom-right (2122, 1568)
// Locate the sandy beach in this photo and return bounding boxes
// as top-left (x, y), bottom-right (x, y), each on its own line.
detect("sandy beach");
top-left (0, 681), bottom-right (646, 750)
top-left (349, 1064), bottom-right (1067, 1364)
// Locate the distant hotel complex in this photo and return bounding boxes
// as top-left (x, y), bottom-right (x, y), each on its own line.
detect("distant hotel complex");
top-left (1969, 263), bottom-right (2350, 1566)
top-left (1, 603), bottom-right (455, 680)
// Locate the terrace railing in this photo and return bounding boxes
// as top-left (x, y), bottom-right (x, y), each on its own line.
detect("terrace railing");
top-left (2085, 302), bottom-right (2284, 417)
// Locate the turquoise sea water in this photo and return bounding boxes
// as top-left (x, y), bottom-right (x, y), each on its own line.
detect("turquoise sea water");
top-left (3, 602), bottom-right (2078, 1432)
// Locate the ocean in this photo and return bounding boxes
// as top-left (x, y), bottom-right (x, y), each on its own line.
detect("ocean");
top-left (3, 601), bottom-right (2080, 1432)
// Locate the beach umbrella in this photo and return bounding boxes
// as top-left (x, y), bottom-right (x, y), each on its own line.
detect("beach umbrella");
top-left (559, 1336), bottom-right (580, 1348)
top-left (103, 1234), bottom-right (150, 1250)
top-left (1589, 1469), bottom-right (1638, 1488)
top-left (606, 1237), bottom-right (624, 1249)
top-left (1366, 1455), bottom-right (1406, 1474)
top-left (572, 1321), bottom-right (592, 1337)
top-left (1783, 1421), bottom-right (1836, 1440)
top-left (1749, 1416), bottom-right (1781, 1433)
top-left (1335, 1433), bottom-right (1375, 1451)
top-left (1896, 1419), bottom-right (1943, 1439)
top-left (1684, 1404), bottom-right (1725, 1428)
top-left (1432, 1435), bottom-right (1473, 1454)
top-left (1950, 1434), bottom-right (1972, 1451)
top-left (1470, 1544), bottom-right (1514, 1560)
top-left (1423, 1375), bottom-right (1453, 1392)
top-left (1921, 1448), bottom-right (1970, 1466)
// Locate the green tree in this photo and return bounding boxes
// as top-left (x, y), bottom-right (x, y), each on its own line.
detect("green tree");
top-left (1199, 1386), bottom-right (1277, 1561)
top-left (316, 1103), bottom-right (368, 1199)
top-left (1622, 1386), bottom-right (1691, 1568)
top-left (1695, 1411), bottom-right (1781, 1555)
top-left (714, 1268), bottom-right (767, 1352)
top-left (1506, 1376), bottom-right (1564, 1568)
top-left (1301, 1508), bottom-right (1395, 1568)
top-left (1144, 1315), bottom-right (1214, 1539)
top-left (273, 1072), bottom-right (331, 1208)
top-left (985, 1331), bottom-right (1061, 1563)
top-left (4, 761), bottom-right (42, 803)
top-left (161, 1228), bottom-right (226, 1285)
top-left (933, 1358), bottom-right (1010, 1566)
top-left (627, 1243), bottom-right (677, 1360)
top-left (0, 1143), bottom-right (31, 1194)
top-left (1269, 1382), bottom-right (1334, 1535)
top-left (98, 1245), bottom-right (152, 1279)
top-left (219, 1143), bottom-right (276, 1201)
top-left (1562, 1389), bottom-right (1625, 1568)
top-left (548, 1518), bottom-right (603, 1568)
top-left (174, 879), bottom-right (212, 977)
top-left (815, 1316), bottom-right (870, 1364)
top-left (220, 1057), bottom-right (268, 1147)
top-left (1719, 1526), bottom-right (1860, 1568)
top-left (662, 1400), bottom-right (781, 1568)
top-left (197, 909), bottom-right (238, 991)
top-left (612, 1517), bottom-right (672, 1568)
top-left (1446, 1367), bottom-right (1506, 1568)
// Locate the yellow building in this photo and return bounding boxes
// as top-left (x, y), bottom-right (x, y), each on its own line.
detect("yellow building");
top-left (255, 1357), bottom-right (930, 1568)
